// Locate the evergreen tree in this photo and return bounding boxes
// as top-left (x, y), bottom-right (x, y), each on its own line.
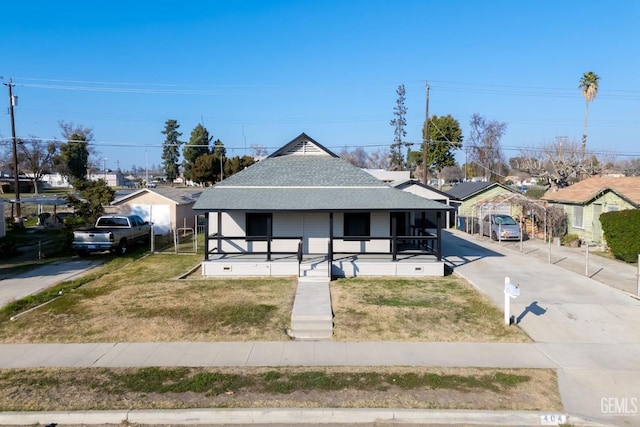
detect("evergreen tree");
top-left (183, 123), bottom-right (212, 181)
top-left (161, 119), bottom-right (184, 185)
top-left (389, 84), bottom-right (409, 170)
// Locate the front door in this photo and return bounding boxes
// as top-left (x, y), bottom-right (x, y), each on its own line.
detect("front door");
top-left (302, 212), bottom-right (330, 254)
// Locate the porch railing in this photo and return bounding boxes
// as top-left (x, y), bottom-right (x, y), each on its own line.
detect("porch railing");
top-left (207, 233), bottom-right (440, 261)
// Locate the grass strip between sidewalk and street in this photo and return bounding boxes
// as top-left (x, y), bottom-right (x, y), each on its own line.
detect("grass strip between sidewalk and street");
top-left (0, 366), bottom-right (561, 412)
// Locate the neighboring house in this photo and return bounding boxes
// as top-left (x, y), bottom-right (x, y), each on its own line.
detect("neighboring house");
top-left (111, 187), bottom-right (201, 235)
top-left (541, 176), bottom-right (640, 244)
top-left (445, 181), bottom-right (520, 230)
top-left (193, 133), bottom-right (452, 278)
top-left (363, 169), bottom-right (410, 184)
top-left (392, 180), bottom-right (453, 228)
top-left (87, 171), bottom-right (129, 187)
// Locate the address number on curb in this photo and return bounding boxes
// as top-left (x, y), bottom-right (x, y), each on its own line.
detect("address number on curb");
top-left (540, 414), bottom-right (567, 425)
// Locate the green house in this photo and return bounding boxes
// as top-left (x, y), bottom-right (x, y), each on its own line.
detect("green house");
top-left (542, 176), bottom-right (640, 244)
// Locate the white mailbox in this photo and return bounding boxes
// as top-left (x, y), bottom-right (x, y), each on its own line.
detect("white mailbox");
top-left (503, 276), bottom-right (519, 325)
top-left (504, 277), bottom-right (520, 298)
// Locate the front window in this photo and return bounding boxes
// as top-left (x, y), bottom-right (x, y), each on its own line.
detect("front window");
top-left (246, 213), bottom-right (271, 237)
top-left (573, 206), bottom-right (584, 228)
top-left (344, 212), bottom-right (370, 237)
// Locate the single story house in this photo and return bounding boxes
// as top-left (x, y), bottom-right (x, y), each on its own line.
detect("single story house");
top-left (111, 187), bottom-right (201, 235)
top-left (445, 181), bottom-right (520, 230)
top-left (542, 176), bottom-right (640, 244)
top-left (192, 133), bottom-right (453, 278)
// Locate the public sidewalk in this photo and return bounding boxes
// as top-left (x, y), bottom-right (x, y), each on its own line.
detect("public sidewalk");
top-left (0, 230), bottom-right (639, 426)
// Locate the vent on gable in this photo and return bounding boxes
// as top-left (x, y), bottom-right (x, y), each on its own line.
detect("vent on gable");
top-left (282, 139), bottom-right (325, 156)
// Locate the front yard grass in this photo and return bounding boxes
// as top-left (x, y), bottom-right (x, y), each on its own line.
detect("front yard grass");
top-left (0, 254), bottom-right (528, 343)
top-left (0, 253), bottom-right (555, 413)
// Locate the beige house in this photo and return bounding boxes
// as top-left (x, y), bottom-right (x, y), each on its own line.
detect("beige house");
top-left (111, 188), bottom-right (201, 235)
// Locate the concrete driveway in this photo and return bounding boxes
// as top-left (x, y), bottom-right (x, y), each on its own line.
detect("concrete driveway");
top-left (0, 259), bottom-right (103, 308)
top-left (442, 229), bottom-right (640, 425)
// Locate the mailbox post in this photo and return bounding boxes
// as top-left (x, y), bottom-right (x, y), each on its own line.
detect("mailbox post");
top-left (504, 276), bottom-right (520, 325)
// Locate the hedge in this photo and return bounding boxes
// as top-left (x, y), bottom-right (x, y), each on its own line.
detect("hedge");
top-left (600, 210), bottom-right (640, 263)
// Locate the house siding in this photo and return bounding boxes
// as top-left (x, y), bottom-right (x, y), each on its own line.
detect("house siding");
top-left (208, 211), bottom-right (393, 255)
top-left (113, 191), bottom-right (196, 234)
top-left (459, 186), bottom-right (518, 218)
top-left (559, 190), bottom-right (635, 243)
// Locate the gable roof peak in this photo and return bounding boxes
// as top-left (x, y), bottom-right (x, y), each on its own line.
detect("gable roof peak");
top-left (269, 133), bottom-right (338, 158)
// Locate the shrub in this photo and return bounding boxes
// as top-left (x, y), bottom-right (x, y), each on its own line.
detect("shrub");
top-left (560, 233), bottom-right (580, 247)
top-left (600, 210), bottom-right (640, 263)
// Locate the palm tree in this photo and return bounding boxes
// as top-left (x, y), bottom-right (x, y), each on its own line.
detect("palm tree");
top-left (578, 71), bottom-right (600, 162)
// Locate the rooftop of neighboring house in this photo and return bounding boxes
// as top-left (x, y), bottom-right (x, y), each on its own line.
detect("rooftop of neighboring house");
top-left (444, 181), bottom-right (513, 201)
top-left (541, 176), bottom-right (640, 206)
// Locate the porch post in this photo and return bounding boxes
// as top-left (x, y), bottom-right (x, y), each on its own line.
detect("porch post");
top-left (436, 211), bottom-right (442, 261)
top-left (217, 211), bottom-right (222, 255)
top-left (391, 212), bottom-right (397, 261)
top-left (266, 214), bottom-right (272, 261)
top-left (328, 212), bottom-right (334, 263)
top-left (204, 212), bottom-right (210, 260)
top-left (421, 211), bottom-right (426, 250)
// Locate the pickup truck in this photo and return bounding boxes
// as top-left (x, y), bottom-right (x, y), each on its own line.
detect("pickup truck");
top-left (72, 214), bottom-right (152, 256)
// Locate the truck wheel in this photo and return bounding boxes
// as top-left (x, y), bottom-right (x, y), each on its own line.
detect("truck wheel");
top-left (77, 250), bottom-right (89, 257)
top-left (116, 240), bottom-right (128, 256)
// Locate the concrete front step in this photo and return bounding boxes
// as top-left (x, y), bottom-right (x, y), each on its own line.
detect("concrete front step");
top-left (289, 279), bottom-right (334, 341)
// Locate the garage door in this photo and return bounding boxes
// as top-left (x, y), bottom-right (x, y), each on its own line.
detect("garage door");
top-left (131, 204), bottom-right (171, 235)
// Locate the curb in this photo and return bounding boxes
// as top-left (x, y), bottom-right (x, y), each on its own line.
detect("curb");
top-left (0, 408), bottom-right (610, 426)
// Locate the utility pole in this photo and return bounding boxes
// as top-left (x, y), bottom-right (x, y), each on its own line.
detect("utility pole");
top-left (4, 79), bottom-right (21, 223)
top-left (422, 81), bottom-right (430, 185)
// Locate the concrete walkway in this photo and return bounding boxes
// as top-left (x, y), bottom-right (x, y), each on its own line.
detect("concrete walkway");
top-left (1, 231), bottom-right (639, 426)
top-left (0, 259), bottom-right (103, 308)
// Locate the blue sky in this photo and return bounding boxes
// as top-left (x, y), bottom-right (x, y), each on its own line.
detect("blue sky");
top-left (2, 0), bottom-right (639, 173)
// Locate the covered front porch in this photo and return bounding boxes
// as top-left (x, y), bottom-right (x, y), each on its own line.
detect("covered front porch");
top-left (201, 209), bottom-right (449, 278)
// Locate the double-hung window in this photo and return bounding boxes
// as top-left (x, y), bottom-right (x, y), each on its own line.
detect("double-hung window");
top-left (572, 206), bottom-right (584, 229)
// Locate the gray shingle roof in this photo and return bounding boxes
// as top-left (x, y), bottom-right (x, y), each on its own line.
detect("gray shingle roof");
top-left (445, 182), bottom-right (502, 200)
top-left (217, 155), bottom-right (387, 187)
top-left (193, 152), bottom-right (451, 212)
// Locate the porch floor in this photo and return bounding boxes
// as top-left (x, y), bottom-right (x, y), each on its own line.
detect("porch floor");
top-left (202, 253), bottom-right (446, 277)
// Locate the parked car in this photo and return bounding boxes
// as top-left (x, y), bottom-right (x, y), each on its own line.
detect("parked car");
top-left (482, 214), bottom-right (522, 241)
top-left (72, 214), bottom-right (152, 256)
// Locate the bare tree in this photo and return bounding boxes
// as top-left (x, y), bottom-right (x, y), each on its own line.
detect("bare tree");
top-left (514, 138), bottom-right (611, 191)
top-left (339, 146), bottom-right (369, 168)
top-left (18, 137), bottom-right (58, 194)
top-left (250, 144), bottom-right (269, 160)
top-left (339, 147), bottom-right (391, 170)
top-left (467, 114), bottom-right (507, 181)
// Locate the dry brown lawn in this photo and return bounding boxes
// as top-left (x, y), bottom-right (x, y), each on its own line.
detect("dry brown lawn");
top-left (332, 276), bottom-right (529, 342)
top-left (0, 254), bottom-right (558, 413)
top-left (0, 254), bottom-right (529, 343)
